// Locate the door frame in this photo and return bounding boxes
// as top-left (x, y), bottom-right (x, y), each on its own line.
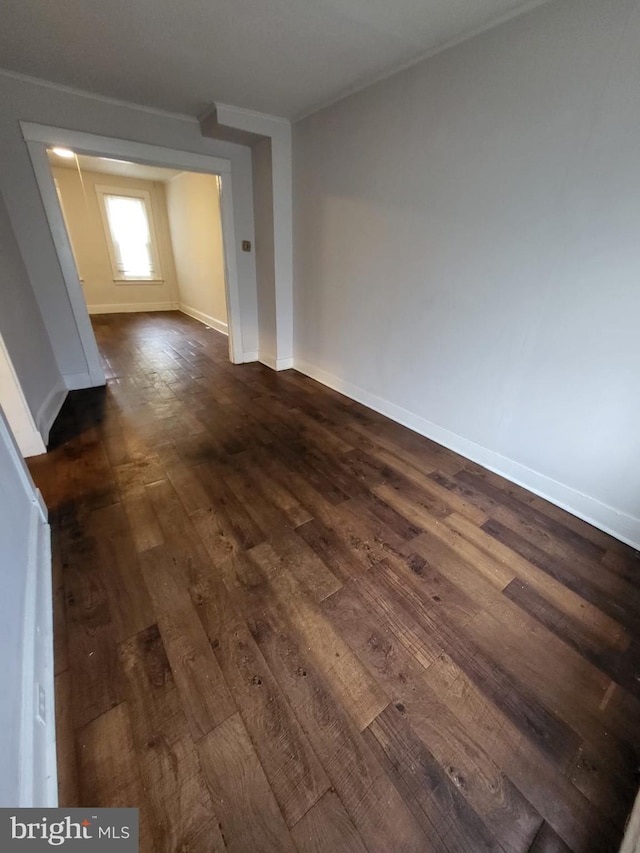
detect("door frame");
top-left (0, 332), bottom-right (46, 457)
top-left (21, 122), bottom-right (245, 376)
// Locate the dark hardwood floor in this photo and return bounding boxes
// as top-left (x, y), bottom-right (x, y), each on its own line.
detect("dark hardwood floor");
top-left (28, 311), bottom-right (640, 853)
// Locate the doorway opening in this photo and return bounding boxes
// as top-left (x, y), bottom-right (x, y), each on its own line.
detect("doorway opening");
top-left (22, 123), bottom-right (245, 389)
top-left (47, 148), bottom-right (230, 367)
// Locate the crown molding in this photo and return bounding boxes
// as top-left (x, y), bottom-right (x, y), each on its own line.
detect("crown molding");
top-left (0, 67), bottom-right (198, 124)
top-left (294, 0), bottom-right (552, 122)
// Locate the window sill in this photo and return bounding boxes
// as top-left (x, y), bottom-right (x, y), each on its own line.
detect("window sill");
top-left (113, 279), bottom-right (165, 285)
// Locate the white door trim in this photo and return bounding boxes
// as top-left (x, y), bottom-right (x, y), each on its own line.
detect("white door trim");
top-left (0, 334), bottom-right (47, 457)
top-left (620, 789), bottom-right (640, 853)
top-left (0, 406), bottom-right (56, 806)
top-left (20, 122), bottom-right (245, 368)
top-left (25, 139), bottom-right (105, 388)
top-left (208, 104), bottom-right (293, 368)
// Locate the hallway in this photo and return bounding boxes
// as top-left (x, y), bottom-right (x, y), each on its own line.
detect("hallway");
top-left (28, 311), bottom-right (640, 853)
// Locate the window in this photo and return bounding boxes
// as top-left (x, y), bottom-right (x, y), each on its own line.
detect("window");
top-left (96, 186), bottom-right (163, 281)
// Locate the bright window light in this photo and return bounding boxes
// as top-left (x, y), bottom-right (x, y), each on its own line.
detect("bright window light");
top-left (103, 194), bottom-right (156, 279)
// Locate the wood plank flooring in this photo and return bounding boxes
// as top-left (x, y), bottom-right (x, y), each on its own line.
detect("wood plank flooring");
top-left (28, 311), bottom-right (640, 853)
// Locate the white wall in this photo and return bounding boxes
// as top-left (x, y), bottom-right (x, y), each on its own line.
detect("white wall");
top-left (54, 167), bottom-right (181, 314)
top-left (166, 171), bottom-right (228, 333)
top-left (0, 405), bottom-right (56, 806)
top-left (293, 0), bottom-right (640, 547)
top-left (0, 72), bottom-right (259, 386)
top-left (0, 189), bottom-right (65, 443)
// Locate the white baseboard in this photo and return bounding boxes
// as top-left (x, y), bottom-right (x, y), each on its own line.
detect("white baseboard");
top-left (63, 371), bottom-right (106, 391)
top-left (178, 304), bottom-right (228, 336)
top-left (17, 429), bottom-right (46, 459)
top-left (35, 381), bottom-right (67, 446)
top-left (87, 302), bottom-right (179, 314)
top-left (294, 358), bottom-right (640, 550)
top-left (276, 356), bottom-right (294, 371)
top-left (242, 351), bottom-right (259, 363)
top-left (89, 366), bottom-right (107, 387)
top-left (259, 354), bottom-right (295, 372)
top-left (63, 372), bottom-right (91, 391)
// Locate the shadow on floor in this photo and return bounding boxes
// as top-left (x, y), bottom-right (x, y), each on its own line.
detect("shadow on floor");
top-left (48, 385), bottom-right (110, 449)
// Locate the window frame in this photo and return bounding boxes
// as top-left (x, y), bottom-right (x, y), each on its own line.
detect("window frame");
top-left (95, 184), bottom-right (164, 283)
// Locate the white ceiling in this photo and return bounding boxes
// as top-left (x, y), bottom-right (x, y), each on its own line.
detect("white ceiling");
top-left (46, 151), bottom-right (183, 183)
top-left (0, 0), bottom-right (550, 120)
